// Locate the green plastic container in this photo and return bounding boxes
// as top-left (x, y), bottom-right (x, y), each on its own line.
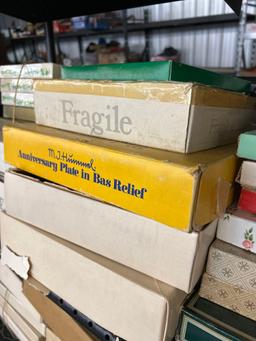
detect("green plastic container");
top-left (61, 61), bottom-right (251, 93)
top-left (237, 130), bottom-right (256, 160)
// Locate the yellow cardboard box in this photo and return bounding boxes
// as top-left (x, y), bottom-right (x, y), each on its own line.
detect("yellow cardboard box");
top-left (3, 123), bottom-right (237, 231)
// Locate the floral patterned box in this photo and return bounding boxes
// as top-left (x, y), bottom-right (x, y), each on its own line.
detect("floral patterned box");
top-left (200, 273), bottom-right (256, 321)
top-left (201, 239), bottom-right (256, 320)
top-left (217, 210), bottom-right (256, 253)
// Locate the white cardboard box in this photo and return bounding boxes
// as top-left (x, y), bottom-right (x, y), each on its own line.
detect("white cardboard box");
top-left (34, 80), bottom-right (256, 153)
top-left (240, 161), bottom-right (256, 189)
top-left (0, 212), bottom-right (186, 341)
top-left (217, 210), bottom-right (256, 253)
top-left (1, 92), bottom-right (34, 108)
top-left (0, 281), bottom-right (45, 334)
top-left (5, 170), bottom-right (217, 292)
top-left (0, 63), bottom-right (60, 79)
top-left (0, 261), bottom-right (42, 322)
top-left (0, 294), bottom-right (43, 341)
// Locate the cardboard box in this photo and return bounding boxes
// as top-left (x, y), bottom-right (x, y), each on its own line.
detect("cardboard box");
top-left (34, 79), bottom-right (256, 153)
top-left (0, 63), bottom-right (60, 79)
top-left (3, 123), bottom-right (237, 231)
top-left (177, 292), bottom-right (256, 341)
top-left (238, 188), bottom-right (256, 214)
top-left (5, 170), bottom-right (217, 292)
top-left (23, 278), bottom-right (98, 341)
top-left (217, 210), bottom-right (256, 253)
top-left (240, 160), bottom-right (256, 188)
top-left (46, 329), bottom-right (61, 341)
top-left (0, 281), bottom-right (46, 334)
top-left (1, 92), bottom-right (34, 107)
top-left (0, 261), bottom-right (42, 322)
top-left (206, 240), bottom-right (256, 293)
top-left (0, 180), bottom-right (4, 211)
top-left (0, 294), bottom-right (43, 341)
top-left (0, 79), bottom-right (34, 93)
top-left (237, 130), bottom-right (256, 160)
top-left (200, 273), bottom-right (256, 321)
top-left (0, 212), bottom-right (187, 341)
top-left (61, 61), bottom-right (251, 93)
top-left (3, 105), bottom-right (35, 122)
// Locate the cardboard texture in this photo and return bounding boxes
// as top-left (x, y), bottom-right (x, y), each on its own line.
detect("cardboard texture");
top-left (0, 294), bottom-right (43, 341)
top-left (206, 240), bottom-right (256, 294)
top-left (238, 187), bottom-right (256, 214)
top-left (217, 210), bottom-right (256, 253)
top-left (0, 281), bottom-right (46, 334)
top-left (3, 106), bottom-right (35, 122)
top-left (240, 160), bottom-right (256, 189)
top-left (0, 261), bottom-right (42, 321)
top-left (1, 92), bottom-right (34, 107)
top-left (0, 79), bottom-right (34, 93)
top-left (46, 329), bottom-right (61, 341)
top-left (0, 181), bottom-right (4, 210)
top-left (5, 170), bottom-right (217, 292)
top-left (61, 61), bottom-right (251, 93)
top-left (0, 212), bottom-right (187, 341)
top-left (200, 273), bottom-right (256, 321)
top-left (237, 130), bottom-right (256, 160)
top-left (3, 123), bottom-right (237, 231)
top-left (178, 293), bottom-right (256, 341)
top-left (0, 63), bottom-right (61, 79)
top-left (34, 79), bottom-right (256, 153)
top-left (23, 278), bottom-right (97, 341)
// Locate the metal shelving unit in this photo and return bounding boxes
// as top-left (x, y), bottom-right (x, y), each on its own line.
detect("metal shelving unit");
top-left (9, 12), bottom-right (249, 64)
top-left (1, 0), bottom-right (242, 62)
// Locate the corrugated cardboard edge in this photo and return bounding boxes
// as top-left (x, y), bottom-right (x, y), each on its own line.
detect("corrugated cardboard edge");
top-left (0, 281), bottom-right (46, 335)
top-left (0, 294), bottom-right (43, 341)
top-left (23, 278), bottom-right (106, 341)
top-left (188, 219), bottom-right (217, 291)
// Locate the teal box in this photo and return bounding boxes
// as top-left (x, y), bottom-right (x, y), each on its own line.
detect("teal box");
top-left (61, 61), bottom-right (251, 93)
top-left (177, 293), bottom-right (256, 341)
top-left (237, 131), bottom-right (256, 160)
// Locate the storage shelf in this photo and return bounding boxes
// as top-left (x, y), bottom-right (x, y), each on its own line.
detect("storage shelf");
top-left (10, 13), bottom-right (248, 43)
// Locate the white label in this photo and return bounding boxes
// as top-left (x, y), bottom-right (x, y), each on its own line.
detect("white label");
top-left (35, 91), bottom-right (190, 152)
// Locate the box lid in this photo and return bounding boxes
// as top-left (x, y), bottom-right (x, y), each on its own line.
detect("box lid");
top-left (61, 61), bottom-right (251, 93)
top-left (237, 130), bottom-right (256, 160)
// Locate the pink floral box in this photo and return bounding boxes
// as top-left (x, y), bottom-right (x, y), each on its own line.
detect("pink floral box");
top-left (217, 210), bottom-right (256, 253)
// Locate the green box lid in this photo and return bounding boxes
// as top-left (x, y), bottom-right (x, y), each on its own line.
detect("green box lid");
top-left (237, 130), bottom-right (256, 160)
top-left (178, 293), bottom-right (256, 341)
top-left (61, 61), bottom-right (251, 93)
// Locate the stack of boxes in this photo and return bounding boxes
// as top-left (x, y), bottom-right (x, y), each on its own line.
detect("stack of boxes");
top-left (0, 61), bottom-right (256, 341)
top-left (183, 127), bottom-right (256, 339)
top-left (0, 63), bottom-right (60, 122)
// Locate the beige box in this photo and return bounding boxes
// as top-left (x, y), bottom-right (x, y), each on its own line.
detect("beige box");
top-left (200, 273), bottom-right (256, 321)
top-left (0, 281), bottom-right (46, 334)
top-left (240, 160), bottom-right (256, 189)
top-left (5, 170), bottom-right (217, 292)
top-left (34, 80), bottom-right (256, 153)
top-left (24, 278), bottom-right (99, 341)
top-left (3, 106), bottom-right (35, 122)
top-left (0, 212), bottom-right (186, 341)
top-left (0, 261), bottom-right (42, 322)
top-left (206, 239), bottom-right (256, 292)
top-left (0, 294), bottom-right (43, 341)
